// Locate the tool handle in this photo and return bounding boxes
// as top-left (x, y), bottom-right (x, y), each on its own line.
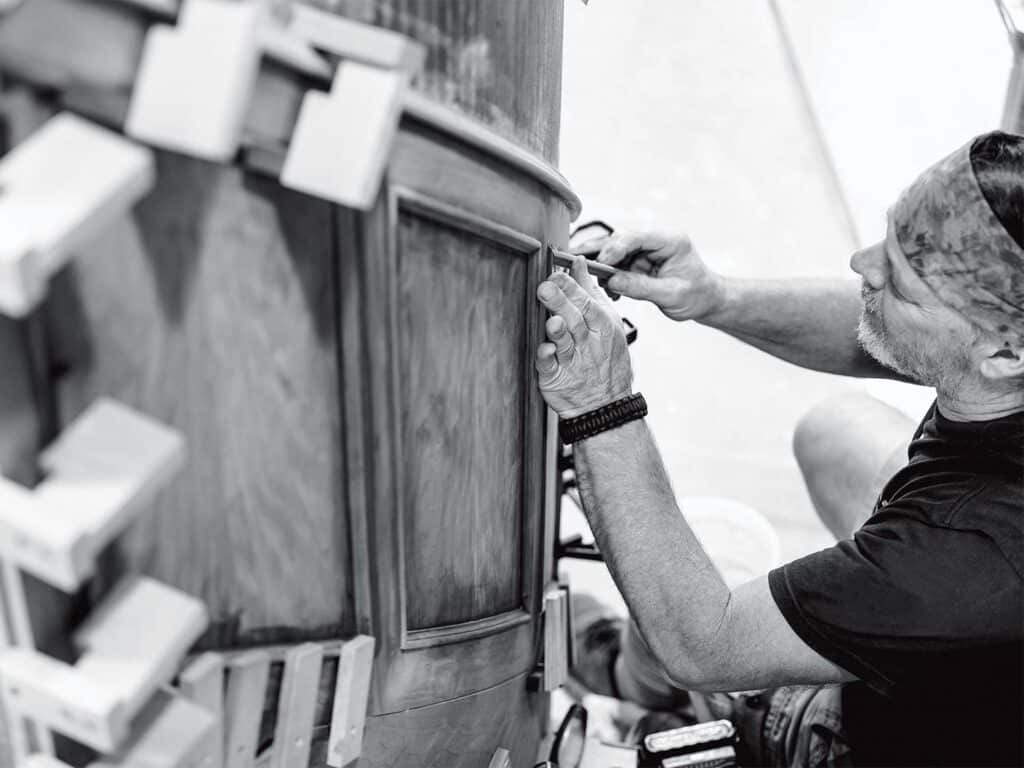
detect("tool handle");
top-left (549, 247), bottom-right (621, 283)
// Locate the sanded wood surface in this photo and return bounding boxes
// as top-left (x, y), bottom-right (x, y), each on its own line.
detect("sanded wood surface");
top-left (43, 152), bottom-right (350, 640)
top-left (397, 211), bottom-right (527, 629)
top-left (308, 671), bottom-right (546, 768)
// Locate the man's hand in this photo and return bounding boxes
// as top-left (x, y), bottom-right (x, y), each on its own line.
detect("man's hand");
top-left (536, 256), bottom-right (632, 418)
top-left (579, 231), bottom-right (726, 322)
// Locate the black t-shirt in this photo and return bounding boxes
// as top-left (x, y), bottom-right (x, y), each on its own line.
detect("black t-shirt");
top-left (769, 401), bottom-right (1023, 767)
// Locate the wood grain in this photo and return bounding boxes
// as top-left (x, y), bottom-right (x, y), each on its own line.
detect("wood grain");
top-left (43, 153), bottom-right (351, 639)
top-left (345, 132), bottom-right (561, 720)
top-left (369, 0), bottom-right (565, 162)
top-left (308, 671), bottom-right (547, 768)
top-left (397, 209), bottom-right (527, 629)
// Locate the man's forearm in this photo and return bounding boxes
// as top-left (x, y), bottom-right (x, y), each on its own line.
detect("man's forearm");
top-left (573, 418), bottom-right (731, 686)
top-left (703, 277), bottom-right (901, 379)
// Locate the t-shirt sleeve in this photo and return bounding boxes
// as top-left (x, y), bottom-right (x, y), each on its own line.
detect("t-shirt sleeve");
top-left (768, 509), bottom-right (1020, 696)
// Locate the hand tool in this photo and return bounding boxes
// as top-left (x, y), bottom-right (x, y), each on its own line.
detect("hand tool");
top-left (550, 246), bottom-right (621, 285)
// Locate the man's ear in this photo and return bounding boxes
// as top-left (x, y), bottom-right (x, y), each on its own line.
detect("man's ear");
top-left (979, 341), bottom-right (1024, 380)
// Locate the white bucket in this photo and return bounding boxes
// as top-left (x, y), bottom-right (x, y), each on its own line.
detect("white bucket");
top-left (680, 496), bottom-right (781, 589)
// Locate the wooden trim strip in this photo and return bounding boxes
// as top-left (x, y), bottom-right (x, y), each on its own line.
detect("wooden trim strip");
top-left (402, 609), bottom-right (532, 650)
top-left (393, 185), bottom-right (543, 254)
top-left (402, 91), bottom-right (582, 220)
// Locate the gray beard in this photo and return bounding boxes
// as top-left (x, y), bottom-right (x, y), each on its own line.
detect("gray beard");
top-left (856, 290), bottom-right (934, 384)
top-left (857, 309), bottom-right (908, 375)
top-left (857, 298), bottom-right (970, 393)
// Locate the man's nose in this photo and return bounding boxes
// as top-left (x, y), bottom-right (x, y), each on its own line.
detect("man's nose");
top-left (850, 244), bottom-right (888, 290)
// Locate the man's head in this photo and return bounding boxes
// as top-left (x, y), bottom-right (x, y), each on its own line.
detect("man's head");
top-left (851, 132), bottom-right (1024, 398)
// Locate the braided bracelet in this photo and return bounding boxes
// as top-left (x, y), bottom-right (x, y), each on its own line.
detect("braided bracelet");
top-left (559, 393), bottom-right (648, 444)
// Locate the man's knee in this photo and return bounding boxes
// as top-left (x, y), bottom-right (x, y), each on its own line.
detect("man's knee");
top-left (792, 397), bottom-right (841, 478)
top-left (792, 391), bottom-right (915, 537)
top-left (793, 391), bottom-right (911, 472)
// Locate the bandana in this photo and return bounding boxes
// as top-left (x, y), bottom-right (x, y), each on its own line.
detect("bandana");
top-left (891, 138), bottom-right (1024, 344)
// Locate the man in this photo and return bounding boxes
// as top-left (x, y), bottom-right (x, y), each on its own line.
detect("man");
top-left (535, 131), bottom-right (1023, 766)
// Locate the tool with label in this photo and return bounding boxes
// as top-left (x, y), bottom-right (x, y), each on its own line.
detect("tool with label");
top-left (638, 719), bottom-right (738, 768)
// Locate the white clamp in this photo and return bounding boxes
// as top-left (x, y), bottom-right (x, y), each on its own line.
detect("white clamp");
top-left (0, 113), bottom-right (154, 318)
top-left (88, 688), bottom-right (216, 768)
top-left (280, 60), bottom-right (407, 210)
top-left (126, 0), bottom-right (266, 162)
top-left (283, 4), bottom-right (426, 74)
top-left (0, 576), bottom-right (208, 753)
top-left (277, 5), bottom-right (425, 210)
top-left (0, 398), bottom-right (184, 592)
top-left (17, 757), bottom-right (74, 768)
top-left (543, 586), bottom-right (569, 691)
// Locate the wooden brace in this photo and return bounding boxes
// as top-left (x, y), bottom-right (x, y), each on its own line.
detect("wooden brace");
top-left (0, 112), bottom-right (154, 318)
top-left (0, 398), bottom-right (184, 592)
top-left (0, 576), bottom-right (207, 753)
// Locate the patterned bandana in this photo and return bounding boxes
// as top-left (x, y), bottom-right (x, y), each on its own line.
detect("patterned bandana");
top-left (891, 138), bottom-right (1024, 345)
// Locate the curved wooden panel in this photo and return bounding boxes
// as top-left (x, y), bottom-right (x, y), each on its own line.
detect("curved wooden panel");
top-left (44, 153), bottom-right (351, 640)
top-left (397, 208), bottom-right (529, 630)
top-left (320, 671), bottom-right (545, 768)
top-left (367, 0), bottom-right (564, 162)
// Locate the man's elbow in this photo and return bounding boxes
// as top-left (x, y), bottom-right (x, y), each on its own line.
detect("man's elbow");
top-left (654, 645), bottom-right (726, 693)
top-left (645, 608), bottom-right (736, 692)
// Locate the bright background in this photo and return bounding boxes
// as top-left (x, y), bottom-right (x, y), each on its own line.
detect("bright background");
top-left (557, 0), bottom-right (1011, 613)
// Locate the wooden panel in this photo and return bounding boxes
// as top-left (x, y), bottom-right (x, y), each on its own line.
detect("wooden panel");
top-left (343, 131), bottom-right (557, 715)
top-left (43, 152), bottom-right (350, 640)
top-left (308, 671), bottom-right (547, 768)
top-left (369, 0), bottom-right (564, 162)
top-left (397, 208), bottom-right (528, 629)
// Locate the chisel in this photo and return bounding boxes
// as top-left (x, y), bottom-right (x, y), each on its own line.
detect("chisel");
top-left (549, 246), bottom-right (622, 286)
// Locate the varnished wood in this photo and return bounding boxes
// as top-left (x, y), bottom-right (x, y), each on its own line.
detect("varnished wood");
top-left (0, 3), bottom-right (574, 764)
top-left (402, 93), bottom-right (580, 219)
top-left (352, 671), bottom-right (546, 768)
top-left (342, 124), bottom-right (562, 716)
top-left (395, 198), bottom-right (530, 629)
top-left (43, 154), bottom-right (351, 639)
top-left (366, 0), bottom-right (565, 163)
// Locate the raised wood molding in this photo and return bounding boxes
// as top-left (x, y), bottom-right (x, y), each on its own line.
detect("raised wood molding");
top-left (388, 185), bottom-right (539, 651)
top-left (401, 93), bottom-right (581, 220)
top-left (402, 609), bottom-right (532, 651)
top-left (392, 186), bottom-right (543, 256)
top-left (339, 156), bottom-right (550, 712)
